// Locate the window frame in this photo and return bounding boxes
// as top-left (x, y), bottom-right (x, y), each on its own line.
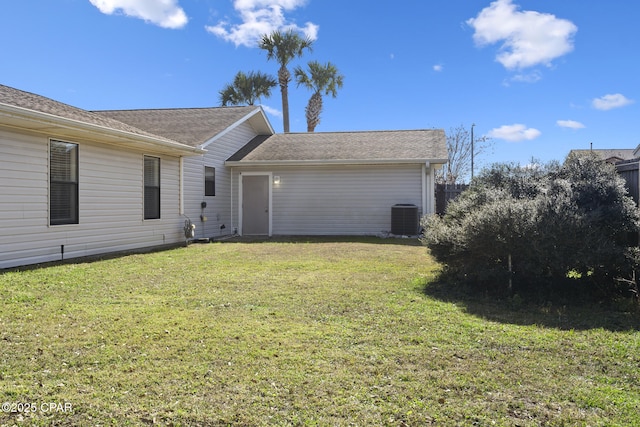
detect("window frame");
top-left (49, 139), bottom-right (79, 226)
top-left (144, 155), bottom-right (161, 220)
top-left (204, 166), bottom-right (216, 197)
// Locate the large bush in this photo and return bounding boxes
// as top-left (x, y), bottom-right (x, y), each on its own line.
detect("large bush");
top-left (422, 153), bottom-right (640, 302)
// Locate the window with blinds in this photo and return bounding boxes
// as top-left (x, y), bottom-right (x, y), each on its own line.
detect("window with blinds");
top-left (50, 140), bottom-right (78, 225)
top-left (144, 156), bottom-right (160, 220)
top-left (205, 166), bottom-right (215, 196)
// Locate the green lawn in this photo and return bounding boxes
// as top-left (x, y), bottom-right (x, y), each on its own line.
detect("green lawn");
top-left (1, 237), bottom-right (639, 426)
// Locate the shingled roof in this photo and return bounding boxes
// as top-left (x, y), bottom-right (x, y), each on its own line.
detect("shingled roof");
top-left (226, 129), bottom-right (448, 165)
top-left (569, 148), bottom-right (635, 164)
top-left (0, 84), bottom-right (173, 143)
top-left (0, 84), bottom-right (203, 155)
top-left (95, 106), bottom-right (270, 148)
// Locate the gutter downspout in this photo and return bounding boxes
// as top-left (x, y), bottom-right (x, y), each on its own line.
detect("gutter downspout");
top-left (230, 167), bottom-right (234, 234)
top-left (422, 162), bottom-right (430, 215)
top-left (179, 157), bottom-right (184, 215)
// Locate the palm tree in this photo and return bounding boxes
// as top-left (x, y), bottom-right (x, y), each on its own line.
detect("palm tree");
top-left (219, 71), bottom-right (277, 106)
top-left (294, 61), bottom-right (344, 132)
top-left (259, 29), bottom-right (313, 132)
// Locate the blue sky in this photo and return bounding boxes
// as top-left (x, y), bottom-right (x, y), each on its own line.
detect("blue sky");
top-left (1, 0), bottom-right (638, 171)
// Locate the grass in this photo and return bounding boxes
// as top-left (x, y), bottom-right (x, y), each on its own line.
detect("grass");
top-left (1, 237), bottom-right (639, 426)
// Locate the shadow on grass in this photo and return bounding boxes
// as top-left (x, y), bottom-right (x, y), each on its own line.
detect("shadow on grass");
top-left (216, 235), bottom-right (423, 246)
top-left (0, 243), bottom-right (186, 274)
top-left (1, 236), bottom-right (420, 274)
top-left (423, 278), bottom-right (640, 332)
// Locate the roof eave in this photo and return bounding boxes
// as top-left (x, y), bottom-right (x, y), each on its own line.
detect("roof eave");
top-left (225, 158), bottom-right (449, 167)
top-left (0, 103), bottom-right (205, 156)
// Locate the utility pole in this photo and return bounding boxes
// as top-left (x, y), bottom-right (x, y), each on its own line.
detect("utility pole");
top-left (471, 123), bottom-right (475, 180)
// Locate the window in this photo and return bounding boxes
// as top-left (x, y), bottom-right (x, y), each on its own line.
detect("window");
top-left (50, 140), bottom-right (78, 225)
top-left (205, 166), bottom-right (215, 196)
top-left (144, 156), bottom-right (160, 220)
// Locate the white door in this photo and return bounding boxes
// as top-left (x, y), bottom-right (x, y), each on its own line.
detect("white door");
top-left (241, 175), bottom-right (270, 235)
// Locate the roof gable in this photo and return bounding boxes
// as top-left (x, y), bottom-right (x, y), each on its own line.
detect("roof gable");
top-left (227, 129), bottom-right (448, 165)
top-left (94, 106), bottom-right (273, 148)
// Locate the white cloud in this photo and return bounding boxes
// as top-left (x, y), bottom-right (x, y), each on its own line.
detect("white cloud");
top-left (206, 0), bottom-right (318, 47)
top-left (557, 120), bottom-right (585, 130)
top-left (260, 104), bottom-right (282, 118)
top-left (488, 124), bottom-right (541, 142)
top-left (592, 93), bottom-right (634, 111)
top-left (89, 0), bottom-right (188, 29)
top-left (507, 70), bottom-right (542, 84)
top-left (467, 0), bottom-right (577, 70)
top-left (433, 64), bottom-right (443, 72)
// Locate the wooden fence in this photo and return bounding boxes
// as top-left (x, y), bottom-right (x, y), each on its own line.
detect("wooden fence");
top-left (615, 160), bottom-right (640, 246)
top-left (616, 160), bottom-right (639, 206)
top-left (435, 183), bottom-right (469, 215)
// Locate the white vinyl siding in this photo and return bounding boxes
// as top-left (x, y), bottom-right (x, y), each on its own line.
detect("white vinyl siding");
top-left (0, 130), bottom-right (48, 236)
top-left (182, 121), bottom-right (258, 239)
top-left (233, 163), bottom-right (427, 236)
top-left (0, 128), bottom-right (185, 269)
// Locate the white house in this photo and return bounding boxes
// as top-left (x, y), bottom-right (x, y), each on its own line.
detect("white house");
top-left (1, 83), bottom-right (447, 268)
top-left (0, 84), bottom-right (204, 269)
top-left (94, 107), bottom-right (274, 240)
top-left (96, 110), bottom-right (448, 238)
top-left (226, 130), bottom-right (448, 236)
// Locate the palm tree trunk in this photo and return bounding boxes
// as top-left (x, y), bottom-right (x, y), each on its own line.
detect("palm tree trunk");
top-left (278, 65), bottom-right (291, 133)
top-left (305, 92), bottom-right (323, 132)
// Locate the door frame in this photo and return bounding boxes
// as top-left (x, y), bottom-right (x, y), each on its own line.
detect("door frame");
top-left (238, 172), bottom-right (272, 236)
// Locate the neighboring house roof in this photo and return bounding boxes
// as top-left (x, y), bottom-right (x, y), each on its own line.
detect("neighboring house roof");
top-left (94, 106), bottom-right (274, 148)
top-left (226, 129), bottom-right (449, 166)
top-left (0, 84), bottom-right (203, 156)
top-left (615, 157), bottom-right (640, 167)
top-left (569, 148), bottom-right (636, 164)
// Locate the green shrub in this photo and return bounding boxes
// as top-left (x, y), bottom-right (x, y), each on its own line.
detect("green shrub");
top-left (422, 153), bottom-right (640, 303)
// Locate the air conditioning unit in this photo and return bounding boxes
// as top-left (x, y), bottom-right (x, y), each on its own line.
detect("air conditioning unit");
top-left (391, 204), bottom-right (419, 235)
